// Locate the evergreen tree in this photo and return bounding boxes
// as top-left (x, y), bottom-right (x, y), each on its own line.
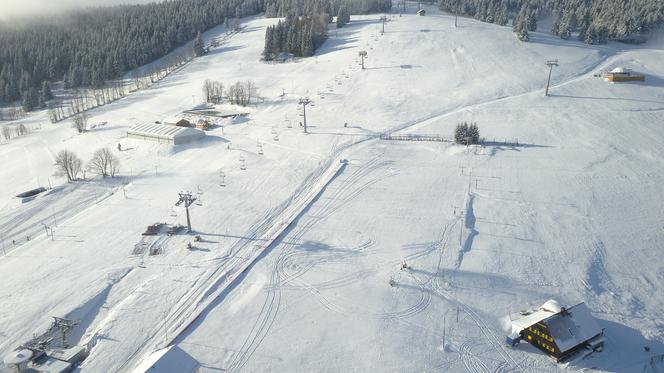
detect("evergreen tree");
top-left (526, 11), bottom-right (538, 31)
top-left (263, 27), bottom-right (274, 60)
top-left (193, 32), bottom-right (206, 57)
top-left (21, 87), bottom-right (39, 112)
top-left (517, 21), bottom-right (530, 41)
top-left (39, 81), bottom-right (53, 108)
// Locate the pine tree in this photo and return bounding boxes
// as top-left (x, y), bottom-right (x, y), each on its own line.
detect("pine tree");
top-left (263, 26), bottom-right (274, 60)
top-left (39, 81), bottom-right (53, 108)
top-left (336, 7), bottom-right (345, 28)
top-left (193, 32), bottom-right (206, 57)
top-left (526, 11), bottom-right (537, 31)
top-left (21, 87), bottom-right (39, 112)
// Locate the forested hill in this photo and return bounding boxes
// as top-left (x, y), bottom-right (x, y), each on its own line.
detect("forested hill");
top-left (439, 0), bottom-right (664, 44)
top-left (0, 0), bottom-right (264, 105)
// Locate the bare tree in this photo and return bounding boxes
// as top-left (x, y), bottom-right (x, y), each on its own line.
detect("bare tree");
top-left (203, 80), bottom-right (214, 102)
top-left (245, 81), bottom-right (258, 106)
top-left (203, 80), bottom-right (224, 104)
top-left (227, 82), bottom-right (246, 105)
top-left (1, 125), bottom-right (11, 141)
top-left (55, 150), bottom-right (83, 182)
top-left (88, 147), bottom-right (119, 177)
top-left (72, 112), bottom-right (89, 133)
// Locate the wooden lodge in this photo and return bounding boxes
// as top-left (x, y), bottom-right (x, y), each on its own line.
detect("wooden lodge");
top-left (508, 300), bottom-right (604, 361)
top-left (602, 67), bottom-right (645, 82)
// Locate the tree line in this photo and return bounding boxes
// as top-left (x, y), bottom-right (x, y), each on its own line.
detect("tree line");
top-left (262, 0), bottom-right (391, 60)
top-left (439, 0), bottom-right (664, 44)
top-left (202, 79), bottom-right (260, 106)
top-left (263, 15), bottom-right (329, 60)
top-left (0, 0), bottom-right (265, 106)
top-left (55, 147), bottom-right (120, 182)
top-left (264, 0), bottom-right (391, 18)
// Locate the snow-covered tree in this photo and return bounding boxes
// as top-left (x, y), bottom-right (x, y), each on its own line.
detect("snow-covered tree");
top-left (193, 32), bottom-right (206, 57)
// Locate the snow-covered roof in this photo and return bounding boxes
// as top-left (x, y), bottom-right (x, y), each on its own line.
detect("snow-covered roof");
top-left (127, 123), bottom-right (201, 140)
top-left (610, 67), bottom-right (629, 74)
top-left (511, 301), bottom-right (602, 353)
top-left (546, 303), bottom-right (602, 353)
top-left (511, 304), bottom-right (558, 332)
top-left (3, 349), bottom-right (32, 365)
top-left (131, 346), bottom-right (199, 373)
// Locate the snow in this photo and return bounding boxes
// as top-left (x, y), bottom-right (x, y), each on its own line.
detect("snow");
top-left (131, 346), bottom-right (198, 373)
top-left (2, 349), bottom-right (32, 365)
top-left (1, 2), bottom-right (664, 373)
top-left (546, 303), bottom-right (602, 353)
top-left (542, 299), bottom-right (563, 313)
top-left (511, 307), bottom-right (557, 332)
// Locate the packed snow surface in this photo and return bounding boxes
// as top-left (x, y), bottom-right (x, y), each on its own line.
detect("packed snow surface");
top-left (1, 3), bottom-right (664, 372)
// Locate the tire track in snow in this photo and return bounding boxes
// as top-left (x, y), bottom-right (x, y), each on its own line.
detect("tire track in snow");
top-left (226, 153), bottom-right (398, 372)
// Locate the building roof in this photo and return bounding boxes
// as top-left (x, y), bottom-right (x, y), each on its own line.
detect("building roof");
top-left (30, 357), bottom-right (72, 373)
top-left (511, 301), bottom-right (602, 353)
top-left (127, 123), bottom-right (203, 140)
top-left (3, 349), bottom-right (33, 365)
top-left (610, 67), bottom-right (629, 74)
top-left (131, 346), bottom-right (199, 373)
top-left (545, 303), bottom-right (602, 353)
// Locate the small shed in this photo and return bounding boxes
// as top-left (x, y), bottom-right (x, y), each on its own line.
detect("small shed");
top-left (509, 300), bottom-right (603, 361)
top-left (163, 117), bottom-right (193, 127)
top-left (127, 123), bottom-right (205, 145)
top-left (602, 67), bottom-right (645, 82)
top-left (417, 9), bottom-right (426, 16)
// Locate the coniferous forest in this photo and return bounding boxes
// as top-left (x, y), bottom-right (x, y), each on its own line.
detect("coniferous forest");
top-left (438, 0), bottom-right (664, 44)
top-left (261, 0), bottom-right (391, 61)
top-left (0, 0), bottom-right (265, 106)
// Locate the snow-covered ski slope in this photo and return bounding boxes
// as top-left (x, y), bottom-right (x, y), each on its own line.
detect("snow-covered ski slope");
top-left (1, 3), bottom-right (664, 372)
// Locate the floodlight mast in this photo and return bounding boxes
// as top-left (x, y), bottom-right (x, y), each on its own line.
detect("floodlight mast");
top-left (380, 16), bottom-right (388, 34)
top-left (545, 59), bottom-right (559, 96)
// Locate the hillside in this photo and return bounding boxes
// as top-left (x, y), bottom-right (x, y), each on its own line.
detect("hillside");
top-left (1, 3), bottom-right (664, 372)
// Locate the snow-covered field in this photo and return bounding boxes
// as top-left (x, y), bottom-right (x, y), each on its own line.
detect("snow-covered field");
top-left (1, 3), bottom-right (664, 372)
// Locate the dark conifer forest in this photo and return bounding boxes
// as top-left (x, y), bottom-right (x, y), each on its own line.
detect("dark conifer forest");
top-left (262, 0), bottom-right (391, 60)
top-left (439, 0), bottom-right (664, 44)
top-left (0, 0), bottom-right (264, 105)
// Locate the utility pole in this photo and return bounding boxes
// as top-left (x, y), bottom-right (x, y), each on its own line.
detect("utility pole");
top-left (175, 191), bottom-right (197, 233)
top-left (455, 12), bottom-right (458, 27)
top-left (298, 97), bottom-right (312, 134)
top-left (545, 59), bottom-right (559, 96)
top-left (380, 16), bottom-right (388, 35)
top-left (358, 50), bottom-right (368, 70)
